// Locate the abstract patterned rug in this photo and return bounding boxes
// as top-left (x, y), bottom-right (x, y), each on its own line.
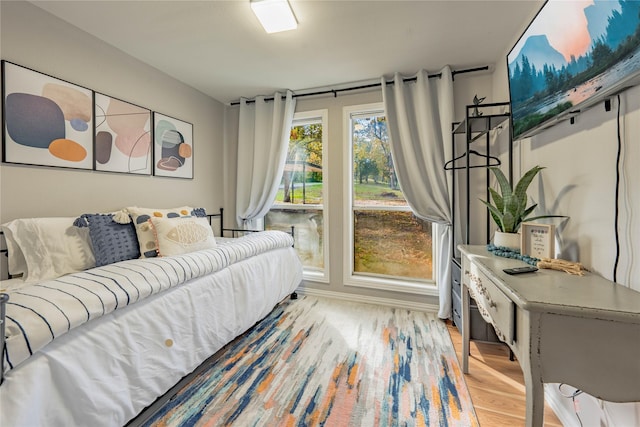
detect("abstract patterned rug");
top-left (143, 296), bottom-right (478, 427)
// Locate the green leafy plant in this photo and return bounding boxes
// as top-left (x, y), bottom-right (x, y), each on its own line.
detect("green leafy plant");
top-left (480, 165), bottom-right (564, 233)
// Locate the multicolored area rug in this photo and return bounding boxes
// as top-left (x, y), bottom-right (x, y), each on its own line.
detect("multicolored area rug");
top-left (143, 296), bottom-right (478, 426)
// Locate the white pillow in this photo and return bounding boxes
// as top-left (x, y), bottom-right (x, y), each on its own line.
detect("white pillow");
top-left (126, 206), bottom-right (194, 258)
top-left (1, 225), bottom-right (28, 277)
top-left (1, 217), bottom-right (96, 283)
top-left (149, 216), bottom-right (216, 257)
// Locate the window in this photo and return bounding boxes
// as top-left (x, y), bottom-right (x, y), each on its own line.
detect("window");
top-left (266, 110), bottom-right (328, 281)
top-left (344, 103), bottom-right (434, 291)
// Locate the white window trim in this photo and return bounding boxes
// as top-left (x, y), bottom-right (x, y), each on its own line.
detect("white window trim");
top-left (342, 102), bottom-right (438, 296)
top-left (282, 109), bottom-right (330, 284)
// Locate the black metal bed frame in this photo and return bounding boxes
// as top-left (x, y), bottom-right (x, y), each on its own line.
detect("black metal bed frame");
top-left (207, 207), bottom-right (294, 239)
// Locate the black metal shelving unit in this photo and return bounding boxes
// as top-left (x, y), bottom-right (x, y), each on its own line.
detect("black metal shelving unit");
top-left (446, 101), bottom-right (511, 342)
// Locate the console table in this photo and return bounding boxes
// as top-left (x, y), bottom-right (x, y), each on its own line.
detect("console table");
top-left (459, 245), bottom-right (640, 427)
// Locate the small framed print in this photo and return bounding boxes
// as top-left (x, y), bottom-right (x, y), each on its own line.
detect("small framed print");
top-left (94, 93), bottom-right (152, 174)
top-left (153, 112), bottom-right (193, 179)
top-left (521, 222), bottom-right (555, 259)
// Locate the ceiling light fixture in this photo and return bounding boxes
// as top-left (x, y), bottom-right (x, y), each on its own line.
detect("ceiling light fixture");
top-left (250, 0), bottom-right (297, 34)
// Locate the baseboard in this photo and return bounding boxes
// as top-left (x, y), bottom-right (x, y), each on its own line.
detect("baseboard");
top-left (297, 287), bottom-right (440, 313)
top-left (545, 384), bottom-right (579, 427)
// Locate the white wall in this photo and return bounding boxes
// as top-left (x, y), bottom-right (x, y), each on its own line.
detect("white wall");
top-left (0, 1), bottom-right (225, 224)
top-left (491, 24), bottom-right (640, 427)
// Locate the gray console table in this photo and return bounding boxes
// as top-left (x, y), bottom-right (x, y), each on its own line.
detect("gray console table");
top-left (459, 245), bottom-right (640, 427)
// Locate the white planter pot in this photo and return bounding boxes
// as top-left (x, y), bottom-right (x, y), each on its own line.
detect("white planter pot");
top-left (493, 231), bottom-right (521, 251)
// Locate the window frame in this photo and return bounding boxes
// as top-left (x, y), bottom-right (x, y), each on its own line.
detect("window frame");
top-left (269, 109), bottom-right (330, 283)
top-left (342, 102), bottom-right (438, 294)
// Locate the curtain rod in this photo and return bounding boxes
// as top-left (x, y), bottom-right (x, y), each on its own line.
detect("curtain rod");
top-left (230, 65), bottom-right (489, 105)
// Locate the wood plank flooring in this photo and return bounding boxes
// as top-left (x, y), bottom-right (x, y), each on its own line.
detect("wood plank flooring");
top-left (446, 321), bottom-right (563, 426)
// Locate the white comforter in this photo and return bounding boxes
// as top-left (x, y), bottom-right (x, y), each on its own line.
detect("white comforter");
top-left (0, 231), bottom-right (302, 427)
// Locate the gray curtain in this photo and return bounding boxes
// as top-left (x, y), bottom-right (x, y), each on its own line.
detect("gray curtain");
top-left (381, 67), bottom-right (454, 319)
top-left (236, 90), bottom-right (296, 229)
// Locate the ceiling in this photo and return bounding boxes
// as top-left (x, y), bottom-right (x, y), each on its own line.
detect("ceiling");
top-left (31, 0), bottom-right (544, 104)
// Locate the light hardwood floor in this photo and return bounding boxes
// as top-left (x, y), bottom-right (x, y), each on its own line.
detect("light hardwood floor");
top-left (446, 321), bottom-right (563, 426)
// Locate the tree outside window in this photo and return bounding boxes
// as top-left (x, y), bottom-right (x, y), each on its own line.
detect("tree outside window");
top-left (350, 111), bottom-right (433, 281)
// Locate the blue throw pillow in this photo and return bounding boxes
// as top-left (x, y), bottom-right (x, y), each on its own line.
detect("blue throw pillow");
top-left (75, 213), bottom-right (140, 267)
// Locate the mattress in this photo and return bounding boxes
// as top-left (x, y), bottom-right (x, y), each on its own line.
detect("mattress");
top-left (0, 242), bottom-right (302, 426)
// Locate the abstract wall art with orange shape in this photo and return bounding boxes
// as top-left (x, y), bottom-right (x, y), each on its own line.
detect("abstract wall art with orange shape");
top-left (153, 112), bottom-right (193, 179)
top-left (94, 93), bottom-right (151, 175)
top-left (2, 61), bottom-right (94, 170)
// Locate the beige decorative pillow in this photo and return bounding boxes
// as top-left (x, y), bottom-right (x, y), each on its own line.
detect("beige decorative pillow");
top-left (126, 206), bottom-right (193, 258)
top-left (149, 216), bottom-right (216, 257)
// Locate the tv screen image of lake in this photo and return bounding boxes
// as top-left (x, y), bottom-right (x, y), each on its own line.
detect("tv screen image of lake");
top-left (539, 48), bottom-right (640, 115)
top-left (508, 0), bottom-right (640, 139)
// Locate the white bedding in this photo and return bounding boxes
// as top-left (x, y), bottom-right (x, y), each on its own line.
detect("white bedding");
top-left (0, 233), bottom-right (302, 427)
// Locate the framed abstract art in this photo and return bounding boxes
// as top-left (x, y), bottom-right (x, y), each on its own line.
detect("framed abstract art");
top-left (2, 61), bottom-right (94, 170)
top-left (153, 112), bottom-right (193, 179)
top-left (94, 93), bottom-right (152, 174)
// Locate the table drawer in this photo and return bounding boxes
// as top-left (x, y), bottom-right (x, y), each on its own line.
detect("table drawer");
top-left (463, 260), bottom-right (515, 344)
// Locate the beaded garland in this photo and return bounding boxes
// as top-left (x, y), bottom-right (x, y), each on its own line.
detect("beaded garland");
top-left (486, 243), bottom-right (540, 266)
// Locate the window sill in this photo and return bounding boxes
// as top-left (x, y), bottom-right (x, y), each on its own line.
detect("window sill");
top-left (303, 269), bottom-right (329, 284)
top-left (344, 275), bottom-right (438, 296)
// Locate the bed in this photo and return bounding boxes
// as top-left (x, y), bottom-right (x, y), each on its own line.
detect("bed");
top-left (0, 207), bottom-right (303, 426)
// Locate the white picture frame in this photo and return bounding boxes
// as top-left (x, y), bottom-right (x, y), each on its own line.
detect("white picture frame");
top-left (521, 222), bottom-right (555, 259)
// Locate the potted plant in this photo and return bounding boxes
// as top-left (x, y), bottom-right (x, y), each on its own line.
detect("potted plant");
top-left (480, 165), bottom-right (564, 250)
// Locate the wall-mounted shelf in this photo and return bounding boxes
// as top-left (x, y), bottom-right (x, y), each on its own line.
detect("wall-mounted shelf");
top-left (452, 113), bottom-right (510, 136)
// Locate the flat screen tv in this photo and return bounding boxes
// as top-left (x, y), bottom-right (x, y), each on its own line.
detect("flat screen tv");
top-left (508, 0), bottom-right (640, 140)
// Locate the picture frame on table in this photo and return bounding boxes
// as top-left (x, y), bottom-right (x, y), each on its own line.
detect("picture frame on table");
top-left (2, 61), bottom-right (94, 170)
top-left (94, 92), bottom-right (152, 175)
top-left (153, 112), bottom-right (193, 179)
top-left (521, 222), bottom-right (555, 259)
